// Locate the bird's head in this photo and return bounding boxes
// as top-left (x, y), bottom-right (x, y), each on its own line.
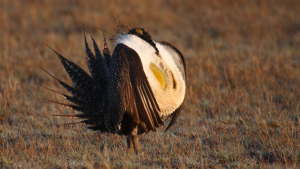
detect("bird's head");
top-left (128, 28), bottom-right (152, 41)
top-left (128, 28), bottom-right (159, 55)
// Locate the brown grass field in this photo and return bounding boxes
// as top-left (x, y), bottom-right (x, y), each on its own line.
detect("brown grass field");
top-left (1, 0), bottom-right (300, 168)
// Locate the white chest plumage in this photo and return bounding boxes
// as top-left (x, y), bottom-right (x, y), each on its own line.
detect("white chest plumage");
top-left (116, 34), bottom-right (186, 116)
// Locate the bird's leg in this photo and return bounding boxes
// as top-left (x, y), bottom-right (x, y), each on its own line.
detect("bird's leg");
top-left (139, 122), bottom-right (149, 132)
top-left (128, 127), bottom-right (142, 153)
top-left (132, 135), bottom-right (141, 153)
top-left (126, 135), bottom-right (133, 151)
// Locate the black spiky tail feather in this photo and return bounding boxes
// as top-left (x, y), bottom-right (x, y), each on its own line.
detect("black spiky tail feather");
top-left (84, 28), bottom-right (109, 90)
top-left (102, 31), bottom-right (111, 68)
top-left (42, 32), bottom-right (111, 132)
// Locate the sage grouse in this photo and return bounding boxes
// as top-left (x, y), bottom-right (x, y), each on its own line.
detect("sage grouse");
top-left (43, 28), bottom-right (186, 153)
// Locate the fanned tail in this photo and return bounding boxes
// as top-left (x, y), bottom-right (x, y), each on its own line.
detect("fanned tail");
top-left (84, 28), bottom-right (109, 90)
top-left (42, 31), bottom-right (113, 132)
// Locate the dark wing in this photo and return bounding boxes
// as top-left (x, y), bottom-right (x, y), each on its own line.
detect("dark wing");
top-left (160, 41), bottom-right (186, 131)
top-left (110, 43), bottom-right (164, 132)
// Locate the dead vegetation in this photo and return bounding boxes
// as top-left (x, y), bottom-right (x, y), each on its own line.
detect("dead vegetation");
top-left (0, 0), bottom-right (300, 168)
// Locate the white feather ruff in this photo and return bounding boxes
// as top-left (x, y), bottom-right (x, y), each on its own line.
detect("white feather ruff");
top-left (116, 34), bottom-right (186, 116)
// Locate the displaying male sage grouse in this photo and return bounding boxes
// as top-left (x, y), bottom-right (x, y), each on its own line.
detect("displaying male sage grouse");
top-left (43, 28), bottom-right (186, 153)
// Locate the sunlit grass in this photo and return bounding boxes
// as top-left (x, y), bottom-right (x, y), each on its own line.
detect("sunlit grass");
top-left (0, 0), bottom-right (300, 168)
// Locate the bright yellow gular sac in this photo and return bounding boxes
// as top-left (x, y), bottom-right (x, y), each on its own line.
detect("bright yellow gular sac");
top-left (149, 63), bottom-right (166, 89)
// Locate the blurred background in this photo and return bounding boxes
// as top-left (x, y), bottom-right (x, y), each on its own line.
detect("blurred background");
top-left (0, 0), bottom-right (300, 168)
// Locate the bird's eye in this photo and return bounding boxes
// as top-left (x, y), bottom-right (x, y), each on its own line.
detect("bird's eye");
top-left (135, 29), bottom-right (143, 35)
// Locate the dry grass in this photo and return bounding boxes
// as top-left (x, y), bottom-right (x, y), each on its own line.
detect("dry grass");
top-left (1, 0), bottom-right (300, 168)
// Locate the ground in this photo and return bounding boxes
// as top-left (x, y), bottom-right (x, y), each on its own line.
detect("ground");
top-left (0, 0), bottom-right (300, 168)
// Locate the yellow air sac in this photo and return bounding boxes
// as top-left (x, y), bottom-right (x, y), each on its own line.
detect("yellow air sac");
top-left (149, 63), bottom-right (166, 89)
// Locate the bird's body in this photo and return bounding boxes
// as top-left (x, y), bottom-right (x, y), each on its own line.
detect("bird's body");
top-left (116, 34), bottom-right (186, 118)
top-left (44, 28), bottom-right (186, 152)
